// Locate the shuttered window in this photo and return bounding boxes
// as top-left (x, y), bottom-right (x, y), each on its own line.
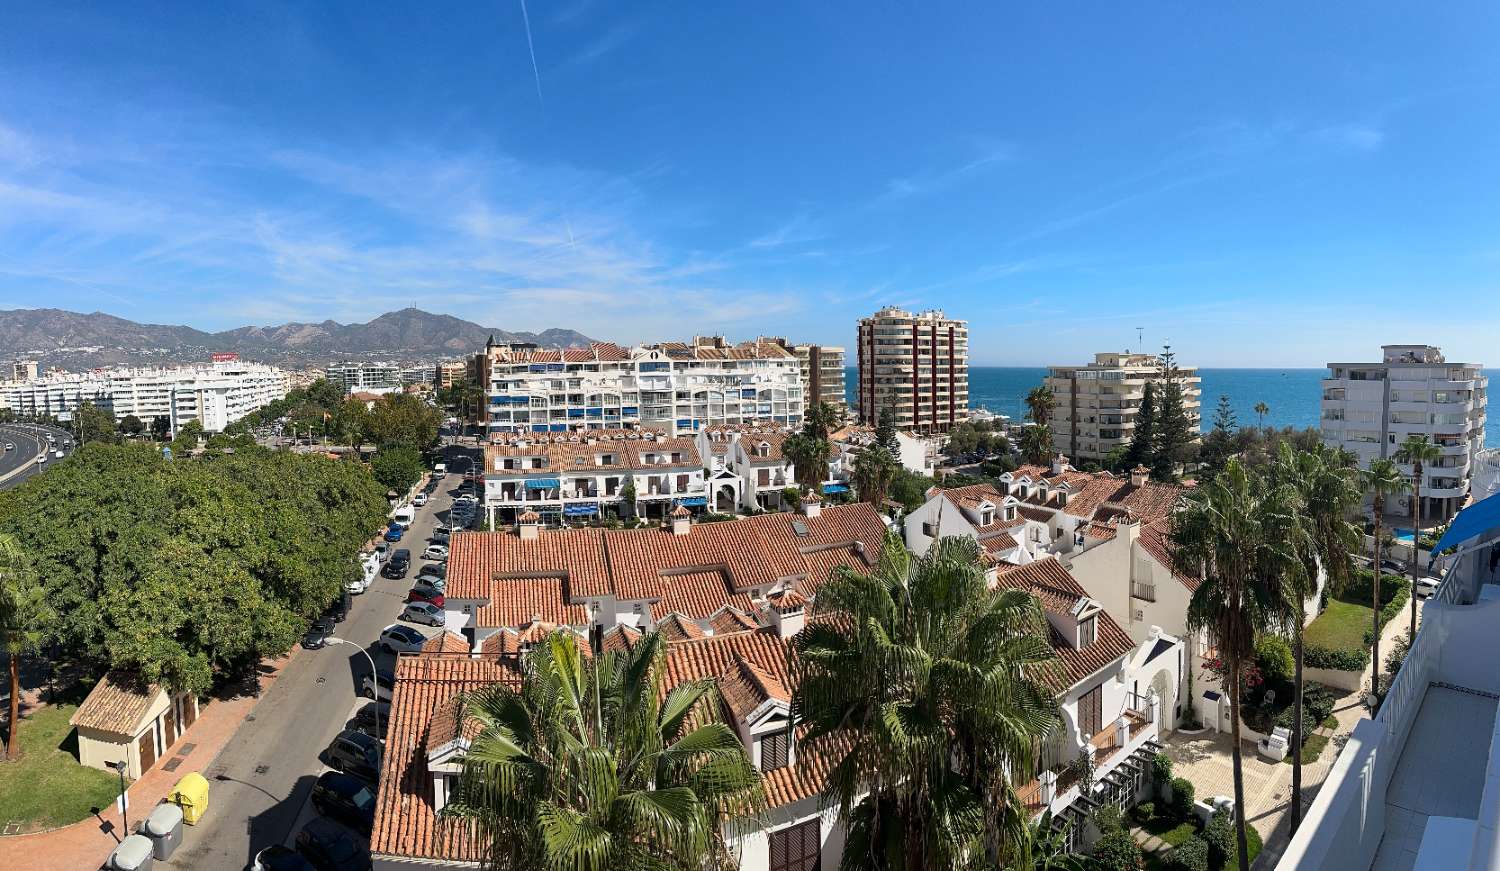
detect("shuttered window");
top-left (1079, 683), bottom-right (1103, 738)
top-left (769, 818), bottom-right (820, 871)
top-left (761, 732), bottom-right (789, 771)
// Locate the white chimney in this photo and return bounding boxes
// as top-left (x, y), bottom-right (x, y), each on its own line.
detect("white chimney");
top-left (1130, 465), bottom-right (1149, 488)
top-left (769, 588), bottom-right (808, 639)
top-left (518, 510), bottom-right (541, 541)
top-left (1051, 453), bottom-right (1069, 476)
top-left (801, 494), bottom-right (822, 518)
top-left (670, 506), bottom-right (692, 536)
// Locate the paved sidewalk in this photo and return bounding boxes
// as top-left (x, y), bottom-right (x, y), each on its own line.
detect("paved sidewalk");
top-left (0, 649), bottom-right (300, 871)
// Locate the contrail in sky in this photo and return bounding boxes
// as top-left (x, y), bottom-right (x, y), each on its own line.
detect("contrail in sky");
top-left (518, 0), bottom-right (544, 108)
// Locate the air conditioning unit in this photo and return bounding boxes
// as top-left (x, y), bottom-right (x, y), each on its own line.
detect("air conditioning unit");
top-left (1133, 609), bottom-right (1145, 622)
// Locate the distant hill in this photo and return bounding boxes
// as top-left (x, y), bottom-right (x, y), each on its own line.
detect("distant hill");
top-left (0, 307), bottom-right (595, 370)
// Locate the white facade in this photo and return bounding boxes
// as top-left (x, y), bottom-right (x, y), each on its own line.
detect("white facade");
top-left (479, 339), bottom-right (805, 437)
top-left (855, 306), bottom-right (970, 435)
top-left (327, 361), bottom-right (403, 393)
top-left (1321, 344), bottom-right (1488, 519)
top-left (1044, 351), bottom-right (1202, 462)
top-left (1, 362), bottom-right (288, 432)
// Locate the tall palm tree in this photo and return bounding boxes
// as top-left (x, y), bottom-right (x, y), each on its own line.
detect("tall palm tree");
top-left (1395, 435), bottom-right (1443, 637)
top-left (1253, 402), bottom-right (1269, 429)
top-left (1019, 425), bottom-right (1053, 466)
top-left (1268, 444), bottom-right (1363, 830)
top-left (804, 401), bottom-right (840, 441)
top-left (1171, 460), bottom-right (1296, 871)
top-left (794, 533), bottom-right (1060, 869)
top-left (0, 534), bottom-right (48, 762)
top-left (782, 432), bottom-right (830, 495)
top-left (851, 442), bottom-right (899, 509)
top-left (1363, 458), bottom-right (1408, 701)
top-left (445, 630), bottom-right (764, 871)
top-left (1025, 387), bottom-right (1056, 428)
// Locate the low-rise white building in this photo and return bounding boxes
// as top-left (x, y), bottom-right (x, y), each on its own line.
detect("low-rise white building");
top-left (1, 361), bottom-right (288, 432)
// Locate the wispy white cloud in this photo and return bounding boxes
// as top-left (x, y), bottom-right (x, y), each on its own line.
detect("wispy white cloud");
top-left (880, 141), bottom-right (1016, 201)
top-left (748, 214), bottom-right (824, 249)
top-left (1311, 122), bottom-right (1384, 152)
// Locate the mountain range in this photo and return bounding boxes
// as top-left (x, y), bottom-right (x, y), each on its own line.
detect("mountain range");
top-left (0, 307), bottom-right (595, 370)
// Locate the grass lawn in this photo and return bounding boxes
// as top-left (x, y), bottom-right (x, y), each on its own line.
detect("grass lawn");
top-left (1305, 599), bottom-right (1374, 652)
top-left (1139, 815), bottom-right (1262, 871)
top-left (1321, 714), bottom-right (1340, 730)
top-left (1282, 733), bottom-right (1331, 765)
top-left (0, 704), bottom-right (124, 833)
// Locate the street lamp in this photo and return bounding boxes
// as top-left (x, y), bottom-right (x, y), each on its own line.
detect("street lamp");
top-left (326, 637), bottom-right (382, 742)
top-left (108, 759), bottom-right (130, 833)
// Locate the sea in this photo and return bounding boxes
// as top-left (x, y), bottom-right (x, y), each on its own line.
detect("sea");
top-left (843, 366), bottom-right (1499, 443)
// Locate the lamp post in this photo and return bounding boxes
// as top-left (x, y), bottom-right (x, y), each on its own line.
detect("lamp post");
top-left (327, 637), bottom-right (381, 742)
top-left (108, 759), bottom-right (130, 833)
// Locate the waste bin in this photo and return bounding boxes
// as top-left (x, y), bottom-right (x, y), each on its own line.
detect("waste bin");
top-left (167, 772), bottom-right (210, 824)
top-left (143, 802), bottom-right (184, 859)
top-left (107, 833), bottom-right (154, 871)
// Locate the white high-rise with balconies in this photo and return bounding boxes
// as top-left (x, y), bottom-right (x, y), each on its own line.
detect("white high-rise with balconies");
top-left (1321, 344), bottom-right (1488, 519)
top-left (1043, 352), bottom-right (1202, 462)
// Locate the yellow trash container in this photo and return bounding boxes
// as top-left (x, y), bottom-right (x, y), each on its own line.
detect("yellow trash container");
top-left (167, 772), bottom-right (210, 825)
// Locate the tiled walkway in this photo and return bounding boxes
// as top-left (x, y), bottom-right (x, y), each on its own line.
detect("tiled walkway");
top-left (1368, 685), bottom-right (1497, 871)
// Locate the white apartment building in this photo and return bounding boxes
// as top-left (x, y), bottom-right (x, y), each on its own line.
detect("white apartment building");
top-left (1044, 352), bottom-right (1202, 462)
top-left (1321, 344), bottom-right (1488, 520)
top-left (10, 360), bottom-right (38, 382)
top-left (0, 361), bottom-right (288, 432)
top-left (326, 361), bottom-right (402, 393)
top-left (477, 337), bottom-right (805, 437)
top-left (788, 342), bottom-right (847, 416)
top-left (855, 306), bottom-right (969, 435)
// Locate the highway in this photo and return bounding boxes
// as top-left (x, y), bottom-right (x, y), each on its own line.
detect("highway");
top-left (0, 423), bottom-right (74, 490)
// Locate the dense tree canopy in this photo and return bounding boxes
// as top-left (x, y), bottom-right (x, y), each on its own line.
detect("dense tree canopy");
top-left (0, 443), bottom-right (388, 694)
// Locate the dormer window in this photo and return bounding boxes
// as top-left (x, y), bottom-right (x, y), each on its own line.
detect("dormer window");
top-left (1078, 616), bottom-right (1096, 647)
top-left (980, 508), bottom-right (994, 526)
top-left (756, 442), bottom-right (770, 458)
top-left (1004, 506), bottom-right (1016, 522)
top-left (760, 731), bottom-right (790, 771)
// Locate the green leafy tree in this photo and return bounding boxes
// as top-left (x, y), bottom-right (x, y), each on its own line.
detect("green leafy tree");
top-left (371, 445), bottom-right (424, 493)
top-left (1363, 458), bottom-right (1408, 697)
top-left (332, 398), bottom-right (372, 448)
top-left (149, 415), bottom-right (171, 441)
top-left (804, 401), bottom-right (839, 441)
top-left (889, 468), bottom-right (935, 510)
top-left (875, 409), bottom-right (901, 454)
top-left (1394, 434), bottom-right (1443, 637)
top-left (1025, 386), bottom-right (1056, 427)
top-left (1019, 424), bottom-right (1053, 466)
top-left (1006, 809), bottom-right (1085, 870)
top-left (75, 401), bottom-right (119, 445)
top-left (1126, 382), bottom-right (1157, 471)
top-left (1152, 352), bottom-right (1193, 483)
top-left (170, 419), bottom-right (204, 455)
top-left (782, 431), bottom-right (830, 495)
top-left (1172, 460), bottom-right (1296, 871)
top-left (0, 534), bottom-right (52, 761)
top-left (1267, 443), bottom-right (1362, 829)
top-left (851, 443), bottom-right (899, 508)
top-left (304, 378), bottom-right (346, 411)
top-left (119, 414), bottom-right (145, 438)
top-left (1211, 394), bottom-right (1237, 434)
top-left (365, 393), bottom-right (441, 450)
top-left (793, 534), bottom-right (1060, 869)
top-left (445, 630), bottom-right (764, 871)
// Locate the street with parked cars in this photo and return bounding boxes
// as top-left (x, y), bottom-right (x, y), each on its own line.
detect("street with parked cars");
top-left (168, 444), bottom-right (480, 870)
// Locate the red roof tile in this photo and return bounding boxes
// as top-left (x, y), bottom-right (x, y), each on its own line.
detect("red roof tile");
top-left (994, 560), bottom-right (1137, 691)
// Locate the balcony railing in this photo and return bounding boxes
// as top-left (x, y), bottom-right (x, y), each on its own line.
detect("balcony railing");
top-left (1131, 582), bottom-right (1156, 602)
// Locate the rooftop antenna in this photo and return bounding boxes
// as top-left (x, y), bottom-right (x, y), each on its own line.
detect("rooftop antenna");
top-left (1135, 327), bottom-right (1144, 353)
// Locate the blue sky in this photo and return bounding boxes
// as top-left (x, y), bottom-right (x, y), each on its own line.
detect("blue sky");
top-left (1, 3), bottom-right (1499, 366)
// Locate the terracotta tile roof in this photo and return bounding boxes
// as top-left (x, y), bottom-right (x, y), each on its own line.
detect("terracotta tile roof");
top-left (656, 613), bottom-right (708, 641)
top-left (447, 527), bottom-right (612, 599)
top-left (994, 560), bottom-right (1136, 691)
top-left (979, 531), bottom-right (1020, 553)
top-left (70, 671), bottom-right (162, 735)
top-left (654, 569), bottom-right (757, 620)
top-left (420, 632), bottom-right (471, 654)
top-left (1139, 519), bottom-right (1200, 591)
top-left (768, 587), bottom-right (808, 610)
top-left (601, 624), bottom-right (642, 652)
top-left (718, 654), bottom-right (791, 722)
top-left (1084, 522), bottom-right (1118, 541)
top-left (474, 578), bottom-right (591, 629)
top-left (708, 608), bottom-right (761, 635)
top-left (484, 437), bottom-right (702, 476)
top-left (1017, 505), bottom-right (1056, 523)
top-left (370, 653), bottom-right (520, 864)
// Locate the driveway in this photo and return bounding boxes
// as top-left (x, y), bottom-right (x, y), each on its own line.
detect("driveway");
top-left (166, 455), bottom-right (467, 869)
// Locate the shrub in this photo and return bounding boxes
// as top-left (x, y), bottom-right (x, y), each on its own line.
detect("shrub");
top-left (1093, 803), bottom-right (1124, 834)
top-left (1303, 684), bottom-right (1336, 724)
top-left (1254, 634), bottom-right (1295, 685)
top-left (1133, 801), bottom-right (1156, 824)
top-left (1203, 807), bottom-right (1235, 870)
top-left (1152, 753), bottom-right (1174, 801)
top-left (1304, 644), bottom-right (1367, 672)
top-left (1365, 582), bottom-right (1410, 645)
top-left (780, 486), bottom-right (802, 505)
top-left (1386, 630), bottom-right (1413, 678)
top-left (1170, 777), bottom-right (1196, 822)
top-left (1090, 828), bottom-right (1142, 871)
top-left (1163, 836), bottom-right (1210, 871)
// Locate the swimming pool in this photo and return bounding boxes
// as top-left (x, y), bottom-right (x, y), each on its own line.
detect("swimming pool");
top-left (1394, 527), bottom-right (1416, 543)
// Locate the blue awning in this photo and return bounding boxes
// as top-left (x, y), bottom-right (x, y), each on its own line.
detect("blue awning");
top-left (563, 504), bottom-right (598, 516)
top-left (525, 478), bottom-right (560, 490)
top-left (822, 483), bottom-right (850, 494)
top-left (675, 496), bottom-right (707, 507)
top-left (1433, 491), bottom-right (1500, 553)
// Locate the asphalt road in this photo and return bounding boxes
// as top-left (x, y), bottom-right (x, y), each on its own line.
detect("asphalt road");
top-left (0, 423), bottom-right (74, 490)
top-left (167, 444), bottom-right (479, 870)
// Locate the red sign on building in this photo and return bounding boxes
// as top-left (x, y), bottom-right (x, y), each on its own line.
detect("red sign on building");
top-left (211, 352), bottom-right (240, 363)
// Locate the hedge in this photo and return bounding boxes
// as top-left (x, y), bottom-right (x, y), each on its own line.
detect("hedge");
top-left (1164, 836), bottom-right (1210, 871)
top-left (1304, 644), bottom-right (1368, 671)
top-left (1364, 582), bottom-right (1410, 647)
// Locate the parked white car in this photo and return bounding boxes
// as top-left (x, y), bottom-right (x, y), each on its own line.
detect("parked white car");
top-left (1414, 576), bottom-right (1441, 599)
top-left (422, 544), bottom-right (449, 562)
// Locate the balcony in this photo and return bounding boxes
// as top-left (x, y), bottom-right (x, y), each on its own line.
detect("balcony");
top-left (1017, 700), bottom-right (1159, 821)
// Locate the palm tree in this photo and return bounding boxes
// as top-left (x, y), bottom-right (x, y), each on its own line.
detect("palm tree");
top-left (1019, 424), bottom-right (1053, 466)
top-left (794, 533), bottom-right (1060, 869)
top-left (445, 630), bottom-right (764, 870)
top-left (1395, 435), bottom-right (1443, 637)
top-left (1363, 458), bottom-right (1408, 701)
top-left (804, 401), bottom-right (840, 441)
top-left (0, 534), bottom-right (49, 762)
top-left (1171, 460), bottom-right (1296, 871)
top-left (1025, 387), bottom-right (1056, 428)
top-left (1268, 444), bottom-right (1363, 830)
top-left (1005, 809), bottom-right (1086, 871)
top-left (1253, 402), bottom-right (1269, 429)
top-left (851, 442), bottom-right (899, 508)
top-left (782, 432), bottom-right (830, 496)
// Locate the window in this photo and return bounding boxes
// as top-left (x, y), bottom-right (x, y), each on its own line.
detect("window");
top-left (922, 521), bottom-right (936, 537)
top-left (1078, 617), bottom-right (1096, 647)
top-left (769, 818), bottom-right (821, 871)
top-left (1078, 683), bottom-right (1103, 737)
top-left (761, 731), bottom-right (790, 770)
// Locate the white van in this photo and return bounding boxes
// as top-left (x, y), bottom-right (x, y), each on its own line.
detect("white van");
top-left (391, 504), bottom-right (416, 529)
top-left (432, 463), bottom-right (447, 479)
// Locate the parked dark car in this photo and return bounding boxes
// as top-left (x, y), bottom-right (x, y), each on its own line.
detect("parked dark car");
top-left (249, 843), bottom-right (316, 871)
top-left (324, 730), bottom-right (380, 783)
top-left (416, 563), bottom-right (446, 582)
top-left (406, 588), bottom-right (445, 608)
top-left (310, 771), bottom-right (377, 835)
top-left (430, 530), bottom-right (450, 545)
top-left (301, 617), bottom-right (334, 650)
top-left (346, 701), bottom-right (390, 739)
top-left (382, 549), bottom-right (411, 580)
top-left (295, 817), bottom-right (370, 871)
top-left (323, 590), bottom-right (351, 624)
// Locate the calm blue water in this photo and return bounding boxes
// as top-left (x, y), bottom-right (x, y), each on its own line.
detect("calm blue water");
top-left (843, 366), bottom-right (1497, 442)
